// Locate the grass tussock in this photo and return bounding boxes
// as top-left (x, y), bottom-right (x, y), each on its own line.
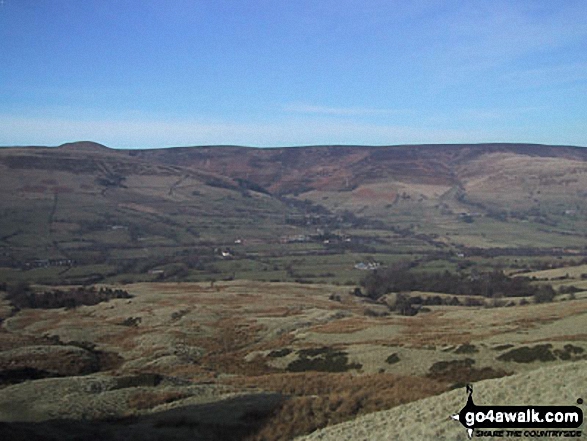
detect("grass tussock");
top-left (285, 347), bottom-right (362, 373)
top-left (385, 353), bottom-right (400, 364)
top-left (202, 317), bottom-right (266, 353)
top-left (525, 334), bottom-right (587, 343)
top-left (454, 343), bottom-right (478, 354)
top-left (497, 343), bottom-right (586, 363)
top-left (257, 307), bottom-right (303, 318)
top-left (310, 318), bottom-right (371, 334)
top-left (497, 344), bottom-right (557, 363)
top-left (223, 372), bottom-right (447, 441)
top-left (401, 312), bottom-right (473, 346)
top-left (201, 351), bottom-right (276, 376)
top-left (427, 358), bottom-right (511, 385)
top-left (268, 348), bottom-right (292, 358)
top-left (186, 317), bottom-right (278, 376)
top-left (127, 390), bottom-right (189, 410)
top-left (255, 333), bottom-right (296, 352)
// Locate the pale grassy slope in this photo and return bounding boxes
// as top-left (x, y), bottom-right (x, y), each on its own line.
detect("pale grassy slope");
top-left (299, 361), bottom-right (587, 441)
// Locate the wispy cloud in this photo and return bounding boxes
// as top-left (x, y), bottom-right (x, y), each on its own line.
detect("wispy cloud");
top-left (436, 106), bottom-right (546, 122)
top-left (417, 1), bottom-right (587, 90)
top-left (501, 62), bottom-right (587, 89)
top-left (283, 103), bottom-right (410, 117)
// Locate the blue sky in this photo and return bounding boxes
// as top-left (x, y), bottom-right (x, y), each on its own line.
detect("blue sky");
top-left (1, 0), bottom-right (586, 148)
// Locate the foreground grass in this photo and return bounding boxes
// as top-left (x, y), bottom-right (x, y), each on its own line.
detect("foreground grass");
top-left (222, 373), bottom-right (448, 441)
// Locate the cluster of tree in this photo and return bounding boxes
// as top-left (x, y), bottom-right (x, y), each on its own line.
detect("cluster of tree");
top-left (204, 177), bottom-right (239, 191)
top-left (234, 178), bottom-right (270, 195)
top-left (328, 241), bottom-right (378, 254)
top-left (558, 285), bottom-right (582, 294)
top-left (360, 266), bottom-right (553, 301)
top-left (6, 283), bottom-right (132, 309)
top-left (461, 247), bottom-right (579, 258)
top-left (95, 172), bottom-right (126, 188)
top-left (410, 294), bottom-right (484, 307)
top-left (391, 293), bottom-right (475, 315)
top-left (280, 197), bottom-right (331, 215)
top-left (357, 285), bottom-right (556, 317)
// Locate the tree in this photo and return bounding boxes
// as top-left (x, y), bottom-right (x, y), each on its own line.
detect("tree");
top-left (533, 285), bottom-right (556, 304)
top-left (394, 293), bottom-right (418, 316)
top-left (7, 281), bottom-right (31, 297)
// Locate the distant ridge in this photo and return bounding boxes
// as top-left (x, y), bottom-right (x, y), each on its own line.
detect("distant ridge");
top-left (57, 141), bottom-right (111, 152)
top-left (3, 141), bottom-right (587, 195)
top-left (2, 141), bottom-right (585, 152)
top-left (129, 142), bottom-right (587, 194)
top-left (2, 139), bottom-right (587, 274)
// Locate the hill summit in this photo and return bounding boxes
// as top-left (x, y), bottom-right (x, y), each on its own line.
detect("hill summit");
top-left (57, 141), bottom-right (111, 152)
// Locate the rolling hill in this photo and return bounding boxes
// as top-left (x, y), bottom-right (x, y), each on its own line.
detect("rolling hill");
top-left (1, 142), bottom-right (587, 440)
top-left (1, 142), bottom-right (587, 284)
